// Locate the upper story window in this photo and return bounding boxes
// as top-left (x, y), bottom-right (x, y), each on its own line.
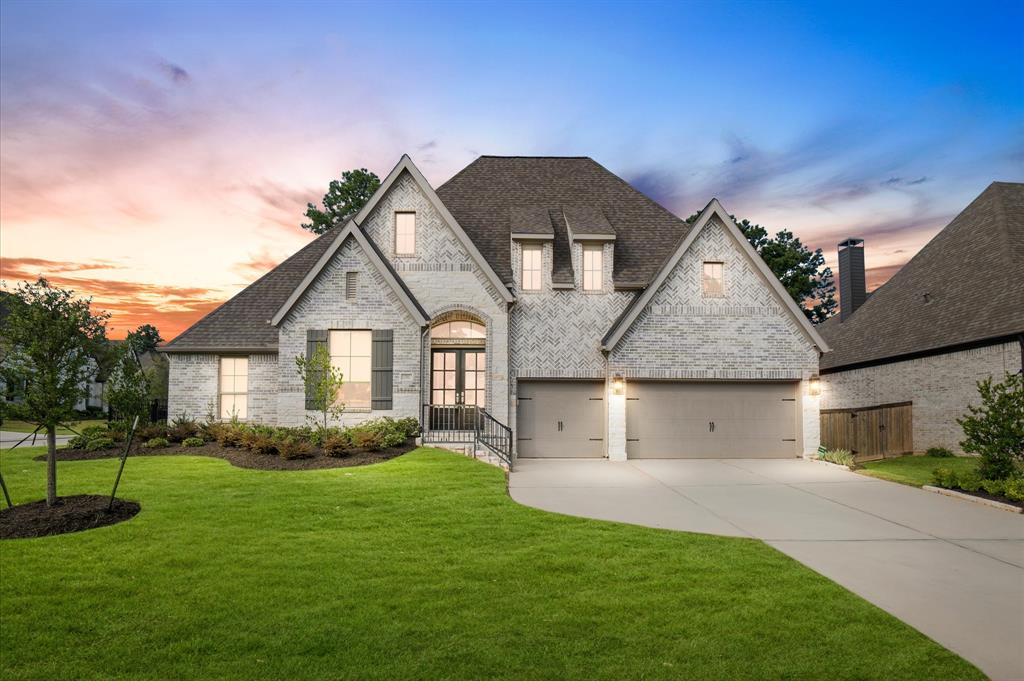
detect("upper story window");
top-left (329, 330), bottom-right (372, 409)
top-left (219, 357), bottom-right (248, 420)
top-left (521, 244), bottom-right (543, 291)
top-left (395, 212), bottom-right (416, 256)
top-left (702, 261), bottom-right (724, 297)
top-left (582, 244), bottom-right (603, 291)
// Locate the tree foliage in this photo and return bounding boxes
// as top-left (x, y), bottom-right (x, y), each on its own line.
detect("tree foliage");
top-left (957, 372), bottom-right (1024, 480)
top-left (302, 168), bottom-right (381, 235)
top-left (0, 278), bottom-right (109, 505)
top-left (106, 344), bottom-right (150, 427)
top-left (685, 213), bottom-right (838, 324)
top-left (126, 323), bottom-right (163, 354)
top-left (295, 345), bottom-right (346, 430)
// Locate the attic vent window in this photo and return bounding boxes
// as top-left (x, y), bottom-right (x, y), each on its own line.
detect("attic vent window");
top-left (346, 272), bottom-right (358, 300)
top-left (922, 292), bottom-right (931, 304)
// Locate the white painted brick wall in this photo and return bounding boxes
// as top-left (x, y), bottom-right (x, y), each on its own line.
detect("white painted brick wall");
top-left (168, 353), bottom-right (218, 420)
top-left (821, 341), bottom-right (1021, 454)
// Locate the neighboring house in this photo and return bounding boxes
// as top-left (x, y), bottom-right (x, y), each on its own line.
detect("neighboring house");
top-left (163, 155), bottom-right (828, 461)
top-left (819, 181), bottom-right (1024, 456)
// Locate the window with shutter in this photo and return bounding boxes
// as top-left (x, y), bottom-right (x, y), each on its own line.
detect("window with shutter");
top-left (371, 329), bottom-right (394, 410)
top-left (304, 330), bottom-right (328, 410)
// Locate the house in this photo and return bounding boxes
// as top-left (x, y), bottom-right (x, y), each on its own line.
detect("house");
top-left (163, 155), bottom-right (828, 462)
top-left (818, 181), bottom-right (1024, 456)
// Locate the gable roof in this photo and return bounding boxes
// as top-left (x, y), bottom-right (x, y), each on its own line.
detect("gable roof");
top-left (270, 221), bottom-right (429, 327)
top-left (602, 198), bottom-right (829, 353)
top-left (163, 224), bottom-right (345, 353)
top-left (436, 156), bottom-right (691, 288)
top-left (819, 181), bottom-right (1024, 372)
top-left (357, 155), bottom-right (514, 303)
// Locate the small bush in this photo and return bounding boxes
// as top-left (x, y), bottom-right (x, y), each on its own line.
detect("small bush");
top-left (957, 372), bottom-right (1023, 480)
top-left (278, 436), bottom-right (314, 460)
top-left (107, 421), bottom-right (128, 442)
top-left (323, 432), bottom-right (352, 458)
top-left (181, 437), bottom-right (204, 448)
top-left (80, 424), bottom-right (109, 440)
top-left (137, 422), bottom-right (169, 441)
top-left (349, 427), bottom-right (385, 451)
top-left (216, 423), bottom-right (247, 448)
top-left (820, 448), bottom-right (854, 467)
top-left (1004, 477), bottom-right (1024, 502)
top-left (143, 437), bottom-right (170, 449)
top-left (242, 431), bottom-right (278, 456)
top-left (925, 447), bottom-right (954, 458)
top-left (980, 478), bottom-right (1006, 497)
top-left (956, 470), bottom-right (983, 493)
top-left (395, 416), bottom-right (420, 439)
top-left (68, 434), bottom-right (90, 449)
top-left (931, 467), bottom-right (957, 488)
top-left (85, 437), bottom-right (114, 451)
top-left (308, 426), bottom-right (340, 448)
top-left (168, 415), bottom-right (200, 443)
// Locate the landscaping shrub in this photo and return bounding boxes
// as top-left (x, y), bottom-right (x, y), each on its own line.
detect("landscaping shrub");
top-left (199, 421), bottom-right (226, 443)
top-left (957, 372), bottom-right (1023, 480)
top-left (181, 437), bottom-right (204, 448)
top-left (107, 420), bottom-right (128, 442)
top-left (216, 423), bottom-right (247, 448)
top-left (85, 437), bottom-right (114, 451)
top-left (349, 426), bottom-right (386, 451)
top-left (278, 436), bottom-right (314, 460)
top-left (168, 415), bottom-right (200, 443)
top-left (925, 447), bottom-right (954, 458)
top-left (395, 416), bottom-right (420, 439)
top-left (137, 422), bottom-right (169, 441)
top-left (242, 428), bottom-right (278, 456)
top-left (980, 478), bottom-right (1006, 497)
top-left (323, 432), bottom-right (353, 458)
top-left (70, 424), bottom-right (116, 449)
top-left (1005, 477), bottom-right (1024, 502)
top-left (143, 437), bottom-right (170, 449)
top-left (956, 470), bottom-right (983, 493)
top-left (931, 467), bottom-right (958, 488)
top-left (820, 448), bottom-right (854, 467)
top-left (308, 426), bottom-right (340, 448)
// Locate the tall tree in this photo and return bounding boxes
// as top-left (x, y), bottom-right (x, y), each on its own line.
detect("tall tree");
top-left (0, 278), bottom-right (109, 506)
top-left (126, 323), bottom-right (163, 354)
top-left (302, 168), bottom-right (381, 235)
top-left (686, 213), bottom-right (838, 324)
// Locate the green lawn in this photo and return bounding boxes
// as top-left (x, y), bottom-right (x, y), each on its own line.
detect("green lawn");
top-left (859, 455), bottom-right (980, 487)
top-left (0, 446), bottom-right (981, 680)
top-left (0, 419), bottom-right (107, 436)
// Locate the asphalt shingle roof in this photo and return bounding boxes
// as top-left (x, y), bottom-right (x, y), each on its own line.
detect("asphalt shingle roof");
top-left (436, 156), bottom-right (691, 287)
top-left (819, 181), bottom-right (1024, 371)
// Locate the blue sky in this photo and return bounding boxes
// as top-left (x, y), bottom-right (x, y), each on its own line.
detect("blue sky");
top-left (1, 0), bottom-right (1021, 336)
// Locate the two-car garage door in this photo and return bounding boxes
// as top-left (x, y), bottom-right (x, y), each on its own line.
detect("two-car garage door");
top-left (516, 380), bottom-right (799, 459)
top-left (626, 382), bottom-right (799, 458)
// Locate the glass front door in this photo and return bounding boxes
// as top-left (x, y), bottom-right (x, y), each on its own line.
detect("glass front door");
top-left (430, 349), bottom-right (486, 429)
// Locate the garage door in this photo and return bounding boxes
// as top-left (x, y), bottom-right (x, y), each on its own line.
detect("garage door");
top-left (517, 381), bottom-right (604, 458)
top-left (626, 382), bottom-right (799, 458)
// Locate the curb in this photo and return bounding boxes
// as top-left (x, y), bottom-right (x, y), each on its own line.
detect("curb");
top-left (922, 485), bottom-right (1023, 514)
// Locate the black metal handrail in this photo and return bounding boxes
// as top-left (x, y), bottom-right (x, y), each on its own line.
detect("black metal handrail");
top-left (421, 403), bottom-right (513, 469)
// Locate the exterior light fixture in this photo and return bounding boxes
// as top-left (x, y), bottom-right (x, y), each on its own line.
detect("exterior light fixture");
top-left (611, 373), bottom-right (625, 396)
top-left (809, 375), bottom-right (821, 396)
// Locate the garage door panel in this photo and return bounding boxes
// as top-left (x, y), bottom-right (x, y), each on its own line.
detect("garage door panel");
top-left (517, 381), bottom-right (604, 458)
top-left (627, 382), bottom-right (799, 459)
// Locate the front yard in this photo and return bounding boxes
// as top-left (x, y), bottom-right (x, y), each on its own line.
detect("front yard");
top-left (859, 455), bottom-right (980, 487)
top-left (0, 446), bottom-right (982, 680)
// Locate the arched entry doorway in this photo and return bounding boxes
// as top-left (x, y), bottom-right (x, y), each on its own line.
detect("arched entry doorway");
top-left (429, 313), bottom-right (486, 408)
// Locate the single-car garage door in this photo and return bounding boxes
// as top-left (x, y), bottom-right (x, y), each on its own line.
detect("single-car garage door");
top-left (627, 382), bottom-right (799, 458)
top-left (517, 381), bottom-right (604, 458)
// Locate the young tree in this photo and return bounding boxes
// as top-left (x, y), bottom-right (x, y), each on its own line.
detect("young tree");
top-left (302, 168), bottom-right (381, 235)
top-left (295, 344), bottom-right (346, 430)
top-left (685, 213), bottom-right (838, 323)
top-left (106, 344), bottom-right (150, 427)
top-left (0, 278), bottom-right (109, 505)
top-left (957, 372), bottom-right (1024, 480)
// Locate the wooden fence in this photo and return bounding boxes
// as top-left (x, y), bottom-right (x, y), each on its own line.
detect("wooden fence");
top-left (820, 401), bottom-right (913, 461)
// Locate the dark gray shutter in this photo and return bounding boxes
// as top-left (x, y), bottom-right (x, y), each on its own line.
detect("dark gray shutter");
top-left (371, 329), bottom-right (394, 410)
top-left (305, 330), bottom-right (328, 410)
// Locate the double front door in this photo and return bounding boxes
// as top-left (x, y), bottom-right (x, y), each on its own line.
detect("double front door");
top-left (430, 349), bottom-right (486, 429)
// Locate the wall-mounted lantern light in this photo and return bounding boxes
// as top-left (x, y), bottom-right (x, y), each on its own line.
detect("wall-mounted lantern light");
top-left (809, 375), bottom-right (821, 396)
top-left (611, 373), bottom-right (625, 396)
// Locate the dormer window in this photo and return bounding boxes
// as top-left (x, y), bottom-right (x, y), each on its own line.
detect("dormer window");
top-left (395, 212), bottom-right (416, 255)
top-left (521, 244), bottom-right (542, 291)
top-left (702, 261), bottom-right (724, 297)
top-left (583, 244), bottom-right (603, 291)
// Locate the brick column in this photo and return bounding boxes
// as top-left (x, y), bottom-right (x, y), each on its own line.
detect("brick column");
top-left (607, 376), bottom-right (627, 461)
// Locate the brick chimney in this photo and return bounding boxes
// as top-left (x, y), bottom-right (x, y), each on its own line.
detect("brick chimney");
top-left (838, 238), bottom-right (866, 321)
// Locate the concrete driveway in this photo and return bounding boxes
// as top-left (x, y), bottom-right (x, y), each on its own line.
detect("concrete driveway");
top-left (510, 458), bottom-right (1024, 681)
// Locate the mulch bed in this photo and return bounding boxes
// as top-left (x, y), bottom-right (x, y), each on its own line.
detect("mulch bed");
top-left (36, 439), bottom-right (418, 471)
top-left (944, 486), bottom-right (1024, 511)
top-left (0, 494), bottom-right (141, 540)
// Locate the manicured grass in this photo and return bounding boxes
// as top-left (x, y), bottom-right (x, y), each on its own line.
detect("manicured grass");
top-left (859, 455), bottom-right (980, 487)
top-left (0, 419), bottom-right (107, 436)
top-left (0, 447), bottom-right (982, 680)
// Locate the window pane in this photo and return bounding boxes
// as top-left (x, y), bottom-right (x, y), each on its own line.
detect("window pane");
top-left (469, 322), bottom-right (485, 338)
top-left (396, 213), bottom-right (415, 254)
top-left (221, 358), bottom-right (234, 377)
top-left (465, 372), bottom-right (476, 389)
top-left (476, 372), bottom-right (486, 389)
top-left (234, 375), bottom-right (248, 394)
top-left (444, 372), bottom-right (456, 389)
top-left (351, 331), bottom-right (371, 357)
top-left (477, 354), bottom-right (486, 370)
top-left (449, 321), bottom-right (471, 338)
top-left (465, 353), bottom-right (476, 370)
top-left (433, 353), bottom-right (444, 369)
top-left (432, 389), bottom-right (444, 404)
top-left (236, 358), bottom-right (248, 377)
top-left (330, 330), bottom-right (350, 356)
top-left (350, 356), bottom-right (371, 382)
top-left (340, 382), bottom-right (371, 408)
top-left (430, 323), bottom-right (449, 339)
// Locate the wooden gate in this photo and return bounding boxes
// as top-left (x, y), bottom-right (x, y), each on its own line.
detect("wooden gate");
top-left (820, 401), bottom-right (913, 460)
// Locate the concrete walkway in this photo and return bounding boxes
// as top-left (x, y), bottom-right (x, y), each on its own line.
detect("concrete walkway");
top-left (510, 458), bottom-right (1024, 681)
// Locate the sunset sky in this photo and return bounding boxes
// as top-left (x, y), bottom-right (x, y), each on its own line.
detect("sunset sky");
top-left (1, 0), bottom-right (1021, 339)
